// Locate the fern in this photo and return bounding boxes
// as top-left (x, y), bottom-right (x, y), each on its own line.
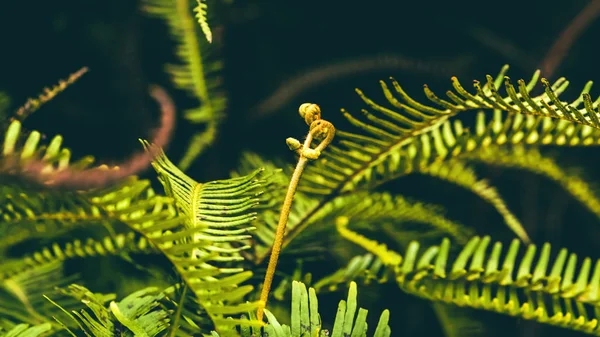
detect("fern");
top-left (0, 119), bottom-right (178, 252)
top-left (142, 0), bottom-right (226, 170)
top-left (0, 323), bottom-right (52, 337)
top-left (139, 142), bottom-right (267, 334)
top-left (280, 65), bottom-right (600, 252)
top-left (48, 284), bottom-right (169, 337)
top-left (247, 281), bottom-right (391, 337)
top-left (236, 153), bottom-right (472, 263)
top-left (338, 216), bottom-right (600, 335)
top-left (194, 0), bottom-right (212, 43)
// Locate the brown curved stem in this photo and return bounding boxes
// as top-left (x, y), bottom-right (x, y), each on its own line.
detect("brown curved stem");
top-left (13, 85), bottom-right (175, 189)
top-left (539, 0), bottom-right (600, 78)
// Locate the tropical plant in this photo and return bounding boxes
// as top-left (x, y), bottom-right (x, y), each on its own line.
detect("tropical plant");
top-left (2, 1), bottom-right (600, 337)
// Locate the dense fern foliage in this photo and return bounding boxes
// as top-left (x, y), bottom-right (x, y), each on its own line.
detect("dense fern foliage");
top-left (3, 2), bottom-right (600, 337)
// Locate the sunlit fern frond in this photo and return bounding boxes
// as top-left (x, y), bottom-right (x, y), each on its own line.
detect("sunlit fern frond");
top-left (240, 281), bottom-right (390, 337)
top-left (140, 142), bottom-right (267, 334)
top-left (0, 233), bottom-right (154, 280)
top-left (419, 159), bottom-right (528, 242)
top-left (461, 144), bottom-right (600, 221)
top-left (142, 0), bottom-right (226, 170)
top-left (0, 323), bottom-right (52, 337)
top-left (194, 0), bottom-right (212, 43)
top-left (0, 120), bottom-right (178, 252)
top-left (302, 65), bottom-right (600, 195)
top-left (234, 153), bottom-right (472, 263)
top-left (284, 65), bottom-right (600, 250)
top-left (309, 253), bottom-right (485, 337)
top-left (338, 218), bottom-right (600, 336)
top-left (48, 284), bottom-right (169, 337)
top-left (312, 254), bottom-right (392, 293)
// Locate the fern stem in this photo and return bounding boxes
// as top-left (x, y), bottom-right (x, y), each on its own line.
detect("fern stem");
top-left (257, 155), bottom-right (309, 321)
top-left (258, 104), bottom-right (335, 321)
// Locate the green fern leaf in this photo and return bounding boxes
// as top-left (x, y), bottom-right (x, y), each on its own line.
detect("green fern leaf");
top-left (194, 0), bottom-right (212, 43)
top-left (48, 284), bottom-right (169, 337)
top-left (139, 142), bottom-right (267, 334)
top-left (239, 281), bottom-right (390, 337)
top-left (142, 0), bottom-right (226, 170)
top-left (283, 65), bottom-right (600, 249)
top-left (0, 323), bottom-right (52, 337)
top-left (339, 218), bottom-right (600, 336)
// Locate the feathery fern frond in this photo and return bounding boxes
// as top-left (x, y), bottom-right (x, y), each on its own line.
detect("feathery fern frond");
top-left (0, 233), bottom-right (154, 280)
top-left (302, 65), bottom-right (600, 195)
top-left (194, 0), bottom-right (212, 43)
top-left (0, 323), bottom-right (52, 337)
top-left (284, 65), bottom-right (600, 249)
top-left (338, 216), bottom-right (600, 335)
top-left (49, 284), bottom-right (169, 337)
top-left (251, 281), bottom-right (390, 337)
top-left (0, 119), bottom-right (181, 252)
top-left (138, 142), bottom-right (267, 334)
top-left (142, 0), bottom-right (226, 170)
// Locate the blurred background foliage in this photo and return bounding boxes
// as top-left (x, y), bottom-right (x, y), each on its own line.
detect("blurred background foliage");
top-left (1, 1), bottom-right (600, 336)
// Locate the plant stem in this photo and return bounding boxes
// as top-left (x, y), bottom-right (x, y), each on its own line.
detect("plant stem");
top-left (257, 135), bottom-right (313, 321)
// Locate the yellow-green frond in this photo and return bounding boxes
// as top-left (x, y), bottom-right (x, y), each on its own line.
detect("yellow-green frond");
top-left (142, 0), bottom-right (226, 170)
top-left (141, 141), bottom-right (267, 334)
top-left (242, 281), bottom-right (391, 337)
top-left (194, 0), bottom-right (212, 43)
top-left (341, 227), bottom-right (600, 336)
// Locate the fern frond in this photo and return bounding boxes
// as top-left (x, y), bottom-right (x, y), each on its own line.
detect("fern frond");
top-left (245, 281), bottom-right (390, 337)
top-left (302, 65), bottom-right (600, 194)
top-left (0, 233), bottom-right (154, 279)
top-left (339, 217), bottom-right (600, 336)
top-left (194, 0), bottom-right (212, 43)
top-left (142, 0), bottom-right (225, 170)
top-left (0, 323), bottom-right (52, 337)
top-left (285, 65), bottom-right (600, 248)
top-left (0, 119), bottom-right (182, 253)
top-left (49, 284), bottom-right (169, 337)
top-left (138, 142), bottom-right (266, 334)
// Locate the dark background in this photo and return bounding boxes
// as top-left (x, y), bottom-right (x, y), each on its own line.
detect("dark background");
top-left (1, 0), bottom-right (600, 336)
